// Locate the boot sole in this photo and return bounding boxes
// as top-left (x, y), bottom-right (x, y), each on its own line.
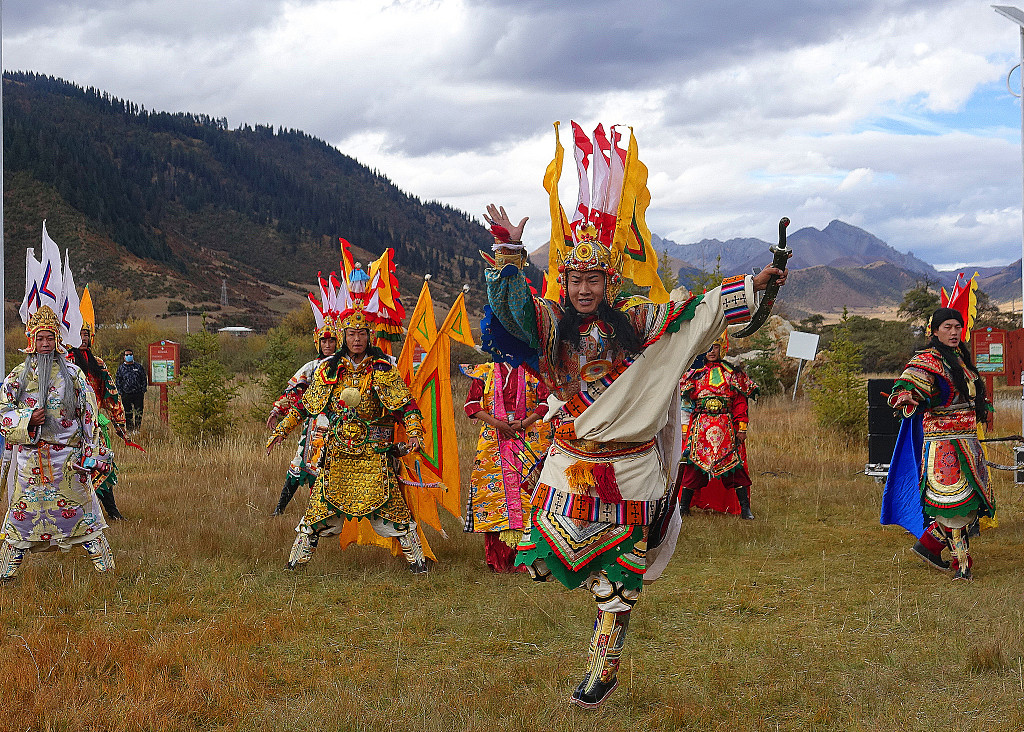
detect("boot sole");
top-left (911, 546), bottom-right (951, 574)
top-left (569, 679), bottom-right (618, 709)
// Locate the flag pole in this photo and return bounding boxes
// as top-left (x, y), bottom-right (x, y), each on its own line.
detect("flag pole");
top-left (1, 0), bottom-right (6, 373)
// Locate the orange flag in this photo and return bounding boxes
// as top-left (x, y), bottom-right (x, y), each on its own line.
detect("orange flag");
top-left (439, 290), bottom-right (476, 348)
top-left (613, 128), bottom-right (669, 303)
top-left (403, 292), bottom-right (474, 519)
top-left (397, 279), bottom-right (437, 382)
top-left (542, 121), bottom-right (573, 302)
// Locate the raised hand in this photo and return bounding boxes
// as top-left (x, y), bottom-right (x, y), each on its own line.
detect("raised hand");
top-left (484, 204), bottom-right (529, 243)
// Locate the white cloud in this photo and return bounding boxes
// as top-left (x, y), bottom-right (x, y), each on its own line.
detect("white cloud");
top-left (3, 0), bottom-right (1024, 268)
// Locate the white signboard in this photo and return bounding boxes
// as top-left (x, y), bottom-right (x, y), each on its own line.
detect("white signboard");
top-left (786, 331), bottom-right (820, 361)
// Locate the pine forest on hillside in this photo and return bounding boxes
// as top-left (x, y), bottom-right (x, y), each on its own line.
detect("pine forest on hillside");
top-left (1, 72), bottom-right (492, 323)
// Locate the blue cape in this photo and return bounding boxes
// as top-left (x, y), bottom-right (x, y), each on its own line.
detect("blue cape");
top-left (879, 413), bottom-right (924, 537)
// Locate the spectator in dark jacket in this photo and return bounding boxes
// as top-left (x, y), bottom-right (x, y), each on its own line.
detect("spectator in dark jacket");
top-left (115, 349), bottom-right (148, 432)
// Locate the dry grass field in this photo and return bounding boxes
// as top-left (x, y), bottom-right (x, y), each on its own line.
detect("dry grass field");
top-left (2, 384), bottom-right (1024, 731)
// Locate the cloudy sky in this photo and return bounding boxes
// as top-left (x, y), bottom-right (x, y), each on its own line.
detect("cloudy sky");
top-left (5, 0), bottom-right (1024, 268)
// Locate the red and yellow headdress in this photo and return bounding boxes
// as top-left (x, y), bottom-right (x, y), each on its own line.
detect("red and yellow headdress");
top-left (307, 245), bottom-right (406, 353)
top-left (711, 330), bottom-right (729, 354)
top-left (24, 305), bottom-right (67, 354)
top-left (556, 224), bottom-right (623, 305)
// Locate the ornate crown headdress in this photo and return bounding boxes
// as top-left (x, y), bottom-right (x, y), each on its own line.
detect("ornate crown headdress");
top-left (556, 224), bottom-right (623, 304)
top-left (24, 305), bottom-right (66, 354)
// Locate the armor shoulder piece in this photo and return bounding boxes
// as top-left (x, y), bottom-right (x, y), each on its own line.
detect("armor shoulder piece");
top-left (300, 365), bottom-right (336, 414)
top-left (372, 366), bottom-right (415, 411)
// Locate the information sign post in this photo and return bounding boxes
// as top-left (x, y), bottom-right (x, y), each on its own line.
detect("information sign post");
top-left (148, 340), bottom-right (180, 423)
top-left (786, 331), bottom-right (820, 400)
top-left (972, 327), bottom-right (1007, 404)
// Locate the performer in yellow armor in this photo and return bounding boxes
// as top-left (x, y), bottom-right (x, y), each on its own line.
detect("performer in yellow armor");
top-left (267, 304), bottom-right (428, 573)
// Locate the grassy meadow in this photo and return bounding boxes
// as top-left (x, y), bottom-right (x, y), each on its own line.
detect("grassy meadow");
top-left (2, 383), bottom-right (1024, 731)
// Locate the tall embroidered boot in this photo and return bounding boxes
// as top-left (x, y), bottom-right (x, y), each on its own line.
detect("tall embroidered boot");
top-left (286, 530), bottom-right (319, 570)
top-left (572, 573), bottom-right (640, 709)
top-left (736, 485), bottom-right (754, 520)
top-left (0, 540), bottom-right (26, 581)
top-left (948, 527), bottom-right (972, 581)
top-left (570, 608), bottom-right (631, 709)
top-left (912, 522), bottom-right (950, 572)
top-left (81, 534), bottom-right (115, 573)
top-left (272, 478), bottom-right (299, 516)
top-left (398, 527), bottom-right (428, 575)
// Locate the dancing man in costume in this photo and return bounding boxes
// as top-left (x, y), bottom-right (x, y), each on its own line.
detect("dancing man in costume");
top-left (267, 302), bottom-right (429, 573)
top-left (677, 331), bottom-right (759, 520)
top-left (462, 360), bottom-right (553, 572)
top-left (68, 322), bottom-right (129, 521)
top-left (267, 302), bottom-right (338, 516)
top-left (889, 308), bottom-right (993, 581)
top-left (0, 307), bottom-right (114, 580)
top-left (483, 204), bottom-right (787, 708)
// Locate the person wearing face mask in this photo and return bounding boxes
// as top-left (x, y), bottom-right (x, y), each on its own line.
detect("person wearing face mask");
top-left (115, 349), bottom-right (148, 433)
top-left (888, 307), bottom-right (993, 582)
top-left (482, 202), bottom-right (787, 709)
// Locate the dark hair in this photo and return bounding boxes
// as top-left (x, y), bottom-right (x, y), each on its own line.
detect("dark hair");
top-left (324, 341), bottom-right (389, 378)
top-left (70, 347), bottom-right (105, 386)
top-left (556, 300), bottom-right (644, 356)
top-left (926, 335), bottom-right (988, 424)
top-left (930, 307), bottom-right (964, 334)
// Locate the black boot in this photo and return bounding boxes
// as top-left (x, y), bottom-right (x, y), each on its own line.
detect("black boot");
top-left (678, 488), bottom-right (694, 516)
top-left (736, 485), bottom-right (754, 520)
top-left (98, 490), bottom-right (126, 521)
top-left (570, 608), bottom-right (630, 709)
top-left (272, 480), bottom-right (299, 516)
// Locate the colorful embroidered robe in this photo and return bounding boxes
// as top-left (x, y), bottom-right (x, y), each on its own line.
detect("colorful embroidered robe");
top-left (485, 264), bottom-right (758, 590)
top-left (461, 362), bottom-right (552, 534)
top-left (272, 356), bottom-right (423, 533)
top-left (0, 358), bottom-right (109, 548)
top-left (888, 348), bottom-right (992, 520)
top-left (271, 356), bottom-right (330, 491)
top-left (681, 360), bottom-right (757, 478)
top-left (70, 350), bottom-right (126, 497)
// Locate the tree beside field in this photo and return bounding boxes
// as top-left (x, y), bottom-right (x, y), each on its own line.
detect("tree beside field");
top-left (169, 330), bottom-right (238, 441)
top-left (810, 311), bottom-right (867, 438)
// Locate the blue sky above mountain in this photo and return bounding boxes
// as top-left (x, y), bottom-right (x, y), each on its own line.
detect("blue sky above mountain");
top-left (4, 0), bottom-right (1024, 270)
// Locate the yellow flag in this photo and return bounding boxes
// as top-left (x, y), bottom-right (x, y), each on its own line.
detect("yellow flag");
top-left (397, 280), bottom-right (437, 382)
top-left (407, 327), bottom-right (461, 519)
top-left (437, 291), bottom-right (475, 348)
top-left (614, 128), bottom-right (669, 303)
top-left (80, 284), bottom-right (96, 332)
top-left (542, 121), bottom-right (573, 302)
top-left (368, 250), bottom-right (397, 312)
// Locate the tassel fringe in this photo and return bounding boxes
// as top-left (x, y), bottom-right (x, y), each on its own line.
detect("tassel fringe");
top-left (565, 461), bottom-right (622, 503)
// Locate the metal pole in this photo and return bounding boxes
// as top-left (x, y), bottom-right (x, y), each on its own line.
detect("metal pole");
top-left (1019, 25), bottom-right (1024, 438)
top-left (792, 358), bottom-right (804, 401)
top-left (1, 1), bottom-right (6, 375)
top-left (1019, 25), bottom-right (1024, 331)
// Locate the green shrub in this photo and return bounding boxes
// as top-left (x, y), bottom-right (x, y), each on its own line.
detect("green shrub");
top-left (810, 311), bottom-right (867, 438)
top-left (169, 330), bottom-right (239, 441)
top-left (744, 329), bottom-right (783, 397)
